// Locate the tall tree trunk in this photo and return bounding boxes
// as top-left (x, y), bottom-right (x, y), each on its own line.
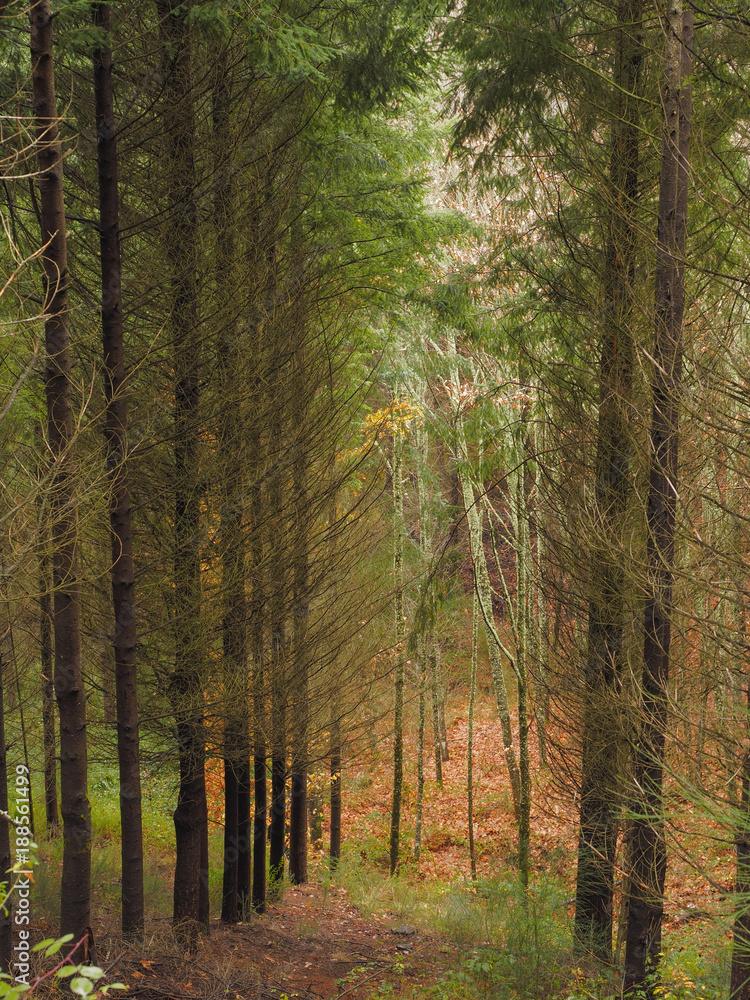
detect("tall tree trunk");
top-left (29, 0), bottom-right (91, 946)
top-left (237, 754), bottom-right (251, 917)
top-left (92, 0), bottom-right (144, 940)
top-left (574, 0), bottom-right (643, 962)
top-left (434, 639), bottom-right (448, 762)
top-left (414, 638), bottom-right (426, 863)
top-left (452, 370), bottom-right (521, 818)
top-left (40, 548), bottom-right (58, 836)
top-left (414, 432), bottom-right (430, 854)
top-left (268, 400), bottom-right (287, 890)
top-left (512, 457), bottom-right (532, 891)
top-left (289, 388), bottom-right (310, 885)
top-left (389, 428), bottom-right (406, 876)
top-left (534, 422), bottom-right (550, 768)
top-left (468, 586), bottom-right (478, 881)
top-left (623, 5), bottom-right (691, 991)
top-left (156, 0), bottom-right (207, 946)
top-left (212, 44), bottom-right (249, 927)
top-left (430, 647), bottom-right (444, 785)
top-left (250, 421), bottom-right (267, 914)
top-left (330, 710), bottom-right (342, 869)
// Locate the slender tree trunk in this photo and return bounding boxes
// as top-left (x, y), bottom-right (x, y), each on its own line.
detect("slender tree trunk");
top-left (92, 0), bottom-right (143, 940)
top-left (435, 640), bottom-right (448, 762)
top-left (330, 709), bottom-right (342, 868)
top-left (453, 396), bottom-right (521, 817)
top-left (269, 692), bottom-right (286, 891)
top-left (308, 777), bottom-right (323, 848)
top-left (40, 549), bottom-right (58, 835)
top-left (574, 0), bottom-right (643, 962)
top-left (414, 640), bottom-right (426, 863)
top-left (389, 429), bottom-right (406, 876)
top-left (252, 640), bottom-right (267, 912)
top-left (414, 436), bottom-right (431, 847)
top-left (250, 425), bottom-right (267, 914)
top-left (289, 391), bottom-right (310, 885)
top-left (534, 429), bottom-right (550, 768)
top-left (468, 586), bottom-right (478, 881)
top-left (268, 399), bottom-right (287, 890)
top-left (430, 672), bottom-right (444, 783)
top-left (156, 0), bottom-right (207, 945)
top-left (430, 633), bottom-right (446, 778)
top-left (513, 460), bottom-right (531, 891)
top-left (623, 6), bottom-right (691, 991)
top-left (29, 0), bottom-right (91, 946)
top-left (211, 44), bottom-right (249, 927)
top-left (237, 753), bottom-right (251, 916)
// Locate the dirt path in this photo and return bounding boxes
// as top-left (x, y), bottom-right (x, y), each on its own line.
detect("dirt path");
top-left (103, 884), bottom-right (457, 1000)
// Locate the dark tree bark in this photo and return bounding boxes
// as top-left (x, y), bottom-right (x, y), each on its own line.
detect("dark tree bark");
top-left (574, 0), bottom-right (643, 962)
top-left (40, 550), bottom-right (58, 836)
top-left (268, 392), bottom-right (287, 891)
top-left (29, 0), bottom-right (91, 946)
top-left (92, 0), bottom-right (144, 941)
top-left (288, 473), bottom-right (309, 883)
top-left (222, 757), bottom-right (239, 923)
top-left (289, 314), bottom-right (310, 886)
top-left (237, 756), bottom-right (252, 915)
top-left (156, 0), bottom-right (208, 946)
top-left (212, 44), bottom-right (249, 927)
top-left (623, 4), bottom-right (692, 992)
top-left (329, 713), bottom-right (342, 869)
top-left (269, 621), bottom-right (286, 891)
top-left (251, 429), bottom-right (267, 914)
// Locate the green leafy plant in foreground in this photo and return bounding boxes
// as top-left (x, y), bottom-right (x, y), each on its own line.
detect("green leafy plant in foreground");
top-left (0, 848), bottom-right (126, 1000)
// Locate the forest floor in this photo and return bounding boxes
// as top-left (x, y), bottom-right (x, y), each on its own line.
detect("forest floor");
top-left (79, 693), bottom-right (736, 1000)
top-left (102, 882), bottom-right (458, 1000)
top-left (29, 687), bottom-right (736, 999)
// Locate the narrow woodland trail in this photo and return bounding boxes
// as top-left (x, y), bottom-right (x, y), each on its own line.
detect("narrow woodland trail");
top-left (88, 700), bottom-right (732, 1000)
top-left (103, 884), bottom-right (457, 1000)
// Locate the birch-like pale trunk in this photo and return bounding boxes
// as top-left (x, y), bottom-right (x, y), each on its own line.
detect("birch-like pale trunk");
top-left (458, 462), bottom-right (520, 815)
top-left (450, 354), bottom-right (521, 818)
top-left (431, 634), bottom-right (448, 763)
